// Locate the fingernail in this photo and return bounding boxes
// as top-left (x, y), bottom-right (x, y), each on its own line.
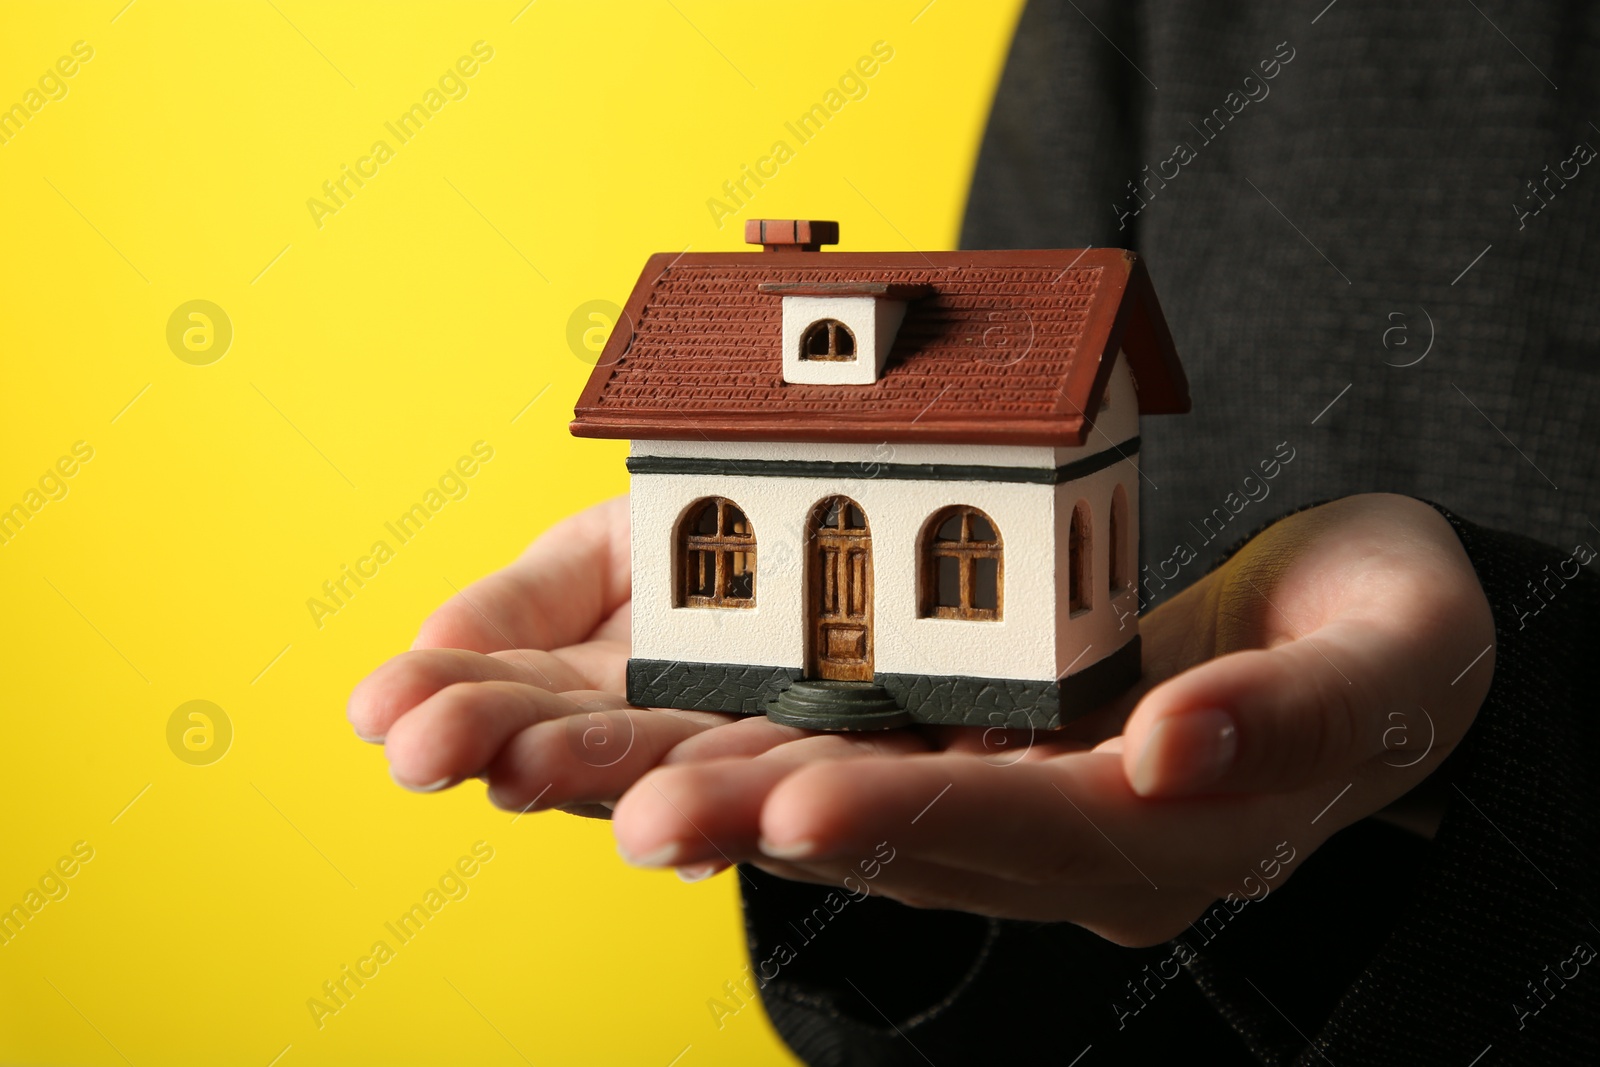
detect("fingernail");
top-left (390, 767), bottom-right (452, 793)
top-left (675, 862), bottom-right (725, 883)
top-left (619, 841), bottom-right (682, 868)
top-left (356, 730), bottom-right (386, 743)
top-left (487, 783), bottom-right (554, 813)
top-left (758, 837), bottom-right (819, 860)
top-left (1131, 709), bottom-right (1238, 798)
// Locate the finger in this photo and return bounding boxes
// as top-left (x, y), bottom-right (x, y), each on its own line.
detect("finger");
top-left (661, 713), bottom-right (907, 765)
top-left (674, 860), bottom-right (731, 883)
top-left (480, 705), bottom-right (734, 815)
top-left (933, 724), bottom-right (1097, 763)
top-left (611, 732), bottom-right (930, 868)
top-left (585, 604), bottom-right (630, 646)
top-left (752, 751), bottom-right (1156, 886)
top-left (1121, 616), bottom-right (1486, 798)
top-left (383, 680), bottom-right (590, 791)
top-left (612, 758), bottom-right (828, 868)
top-left (555, 802), bottom-right (620, 822)
top-left (1123, 494), bottom-right (1494, 799)
top-left (757, 751), bottom-right (1317, 908)
top-left (413, 495), bottom-right (630, 653)
top-left (508, 639), bottom-right (629, 697)
top-left (348, 647), bottom-right (598, 742)
top-left (646, 745), bottom-right (1314, 911)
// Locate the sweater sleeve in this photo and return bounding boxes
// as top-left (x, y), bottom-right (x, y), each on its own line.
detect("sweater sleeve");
top-left (740, 504), bottom-right (1599, 1066)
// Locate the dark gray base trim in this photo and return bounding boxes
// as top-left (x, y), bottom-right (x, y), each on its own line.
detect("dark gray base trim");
top-left (877, 635), bottom-right (1141, 728)
top-left (626, 660), bottom-right (802, 715)
top-left (627, 636), bottom-right (1141, 730)
top-left (626, 436), bottom-right (1140, 486)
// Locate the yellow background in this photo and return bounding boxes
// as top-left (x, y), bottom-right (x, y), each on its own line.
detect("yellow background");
top-left (0, 2), bottom-right (1020, 1062)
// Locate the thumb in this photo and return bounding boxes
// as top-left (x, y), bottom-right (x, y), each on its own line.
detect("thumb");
top-left (1120, 620), bottom-right (1440, 798)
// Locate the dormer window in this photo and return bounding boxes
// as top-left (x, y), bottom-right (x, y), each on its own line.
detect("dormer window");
top-left (802, 319), bottom-right (856, 361)
top-left (762, 282), bottom-right (932, 386)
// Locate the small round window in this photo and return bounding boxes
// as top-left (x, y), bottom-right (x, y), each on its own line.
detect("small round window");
top-left (801, 319), bottom-right (856, 361)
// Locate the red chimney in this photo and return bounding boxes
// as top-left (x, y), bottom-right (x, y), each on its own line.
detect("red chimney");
top-left (745, 219), bottom-right (840, 252)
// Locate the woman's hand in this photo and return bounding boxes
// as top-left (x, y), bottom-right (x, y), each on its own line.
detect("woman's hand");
top-left (347, 492), bottom-right (1495, 946)
top-left (344, 496), bottom-right (740, 819)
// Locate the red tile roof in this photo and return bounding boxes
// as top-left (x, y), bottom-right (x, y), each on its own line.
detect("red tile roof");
top-left (570, 248), bottom-right (1187, 447)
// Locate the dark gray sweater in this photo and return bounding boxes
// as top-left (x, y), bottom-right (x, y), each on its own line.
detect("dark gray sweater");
top-left (742, 2), bottom-right (1600, 1063)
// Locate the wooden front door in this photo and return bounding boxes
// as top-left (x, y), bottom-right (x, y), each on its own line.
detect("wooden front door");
top-left (808, 497), bottom-right (873, 681)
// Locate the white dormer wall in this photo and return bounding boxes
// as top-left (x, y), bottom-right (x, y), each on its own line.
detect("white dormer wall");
top-left (780, 295), bottom-right (907, 385)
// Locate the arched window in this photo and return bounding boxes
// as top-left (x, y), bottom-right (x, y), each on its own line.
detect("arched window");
top-left (678, 497), bottom-right (755, 608)
top-left (1109, 484), bottom-right (1131, 593)
top-left (920, 506), bottom-right (1002, 620)
top-left (1069, 500), bottom-right (1092, 613)
top-left (801, 319), bottom-right (856, 361)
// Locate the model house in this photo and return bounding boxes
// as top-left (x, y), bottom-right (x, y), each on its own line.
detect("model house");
top-left (570, 220), bottom-right (1189, 730)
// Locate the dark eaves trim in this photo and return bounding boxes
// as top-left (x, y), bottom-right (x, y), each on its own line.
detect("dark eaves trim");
top-left (626, 436), bottom-right (1141, 486)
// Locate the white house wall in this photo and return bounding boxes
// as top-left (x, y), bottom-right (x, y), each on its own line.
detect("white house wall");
top-left (630, 473), bottom-right (1060, 683)
top-left (1053, 464), bottom-right (1142, 678)
top-left (1054, 353), bottom-right (1143, 677)
top-left (1055, 348), bottom-right (1139, 461)
top-left (629, 350), bottom-right (1145, 686)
